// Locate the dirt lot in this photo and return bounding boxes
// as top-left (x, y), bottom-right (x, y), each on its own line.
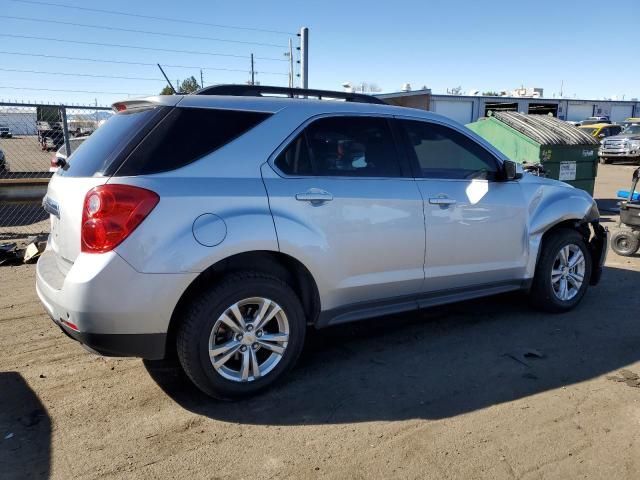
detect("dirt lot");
top-left (1, 163), bottom-right (640, 480)
top-left (0, 135), bottom-right (52, 174)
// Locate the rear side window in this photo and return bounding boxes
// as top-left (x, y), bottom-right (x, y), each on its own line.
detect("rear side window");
top-left (58, 107), bottom-right (161, 177)
top-left (116, 108), bottom-right (271, 176)
top-left (275, 116), bottom-right (402, 177)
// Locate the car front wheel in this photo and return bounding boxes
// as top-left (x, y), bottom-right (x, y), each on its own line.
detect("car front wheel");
top-left (530, 229), bottom-right (592, 312)
top-left (176, 272), bottom-right (306, 399)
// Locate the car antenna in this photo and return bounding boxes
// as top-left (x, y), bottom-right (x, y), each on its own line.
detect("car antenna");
top-left (157, 64), bottom-right (178, 94)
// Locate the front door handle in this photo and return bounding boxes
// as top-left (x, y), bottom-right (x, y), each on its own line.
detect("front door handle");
top-left (429, 197), bottom-right (457, 205)
top-left (295, 189), bottom-right (333, 204)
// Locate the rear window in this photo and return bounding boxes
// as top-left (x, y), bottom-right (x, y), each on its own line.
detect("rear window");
top-left (115, 108), bottom-right (271, 176)
top-left (57, 107), bottom-right (162, 177)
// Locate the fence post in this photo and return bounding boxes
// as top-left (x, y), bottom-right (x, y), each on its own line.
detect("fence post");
top-left (60, 106), bottom-right (71, 161)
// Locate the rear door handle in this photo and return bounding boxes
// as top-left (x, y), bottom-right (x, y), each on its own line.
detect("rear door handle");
top-left (295, 189), bottom-right (333, 204)
top-left (429, 197), bottom-right (457, 205)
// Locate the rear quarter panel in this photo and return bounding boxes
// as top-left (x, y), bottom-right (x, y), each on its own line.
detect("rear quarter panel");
top-left (111, 113), bottom-right (304, 274)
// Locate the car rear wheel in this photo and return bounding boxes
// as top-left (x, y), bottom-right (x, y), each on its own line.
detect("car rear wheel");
top-left (176, 272), bottom-right (306, 399)
top-left (530, 229), bottom-right (592, 312)
top-left (611, 230), bottom-right (640, 257)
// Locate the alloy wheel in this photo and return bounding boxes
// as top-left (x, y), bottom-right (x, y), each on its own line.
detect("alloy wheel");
top-left (550, 244), bottom-right (586, 301)
top-left (208, 297), bottom-right (289, 382)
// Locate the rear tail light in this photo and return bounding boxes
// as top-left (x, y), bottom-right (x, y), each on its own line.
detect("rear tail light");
top-left (81, 184), bottom-right (159, 253)
top-left (50, 154), bottom-right (58, 169)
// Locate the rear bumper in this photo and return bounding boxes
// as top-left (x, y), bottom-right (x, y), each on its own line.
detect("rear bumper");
top-left (36, 248), bottom-right (197, 359)
top-left (56, 321), bottom-right (167, 358)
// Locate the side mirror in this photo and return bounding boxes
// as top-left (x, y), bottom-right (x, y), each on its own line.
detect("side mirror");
top-left (504, 160), bottom-right (523, 180)
top-left (598, 133), bottom-right (606, 139)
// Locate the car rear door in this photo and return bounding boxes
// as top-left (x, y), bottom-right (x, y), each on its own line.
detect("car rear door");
top-left (262, 114), bottom-right (426, 312)
top-left (396, 117), bottom-right (528, 293)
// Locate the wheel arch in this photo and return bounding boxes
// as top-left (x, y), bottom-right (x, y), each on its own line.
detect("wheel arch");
top-left (165, 250), bottom-right (321, 358)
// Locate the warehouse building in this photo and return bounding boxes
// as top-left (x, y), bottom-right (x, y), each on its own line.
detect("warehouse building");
top-left (376, 90), bottom-right (640, 125)
top-left (0, 108), bottom-right (37, 135)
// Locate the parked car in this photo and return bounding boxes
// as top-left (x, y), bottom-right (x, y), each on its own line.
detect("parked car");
top-left (49, 136), bottom-right (88, 172)
top-left (36, 86), bottom-right (608, 400)
top-left (0, 125), bottom-right (13, 138)
top-left (599, 124), bottom-right (640, 164)
top-left (621, 117), bottom-right (640, 129)
top-left (580, 116), bottom-right (611, 126)
top-left (578, 123), bottom-right (623, 140)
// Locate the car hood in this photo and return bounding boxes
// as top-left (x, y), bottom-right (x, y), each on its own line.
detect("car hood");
top-left (605, 133), bottom-right (640, 141)
top-left (520, 172), bottom-right (573, 189)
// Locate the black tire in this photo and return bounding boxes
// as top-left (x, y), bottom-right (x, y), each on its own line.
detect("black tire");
top-left (176, 271), bottom-right (306, 400)
top-left (599, 157), bottom-right (612, 164)
top-left (611, 230), bottom-right (640, 257)
top-left (530, 228), bottom-right (592, 313)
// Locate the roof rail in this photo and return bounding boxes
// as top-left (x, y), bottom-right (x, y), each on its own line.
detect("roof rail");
top-left (194, 84), bottom-right (387, 105)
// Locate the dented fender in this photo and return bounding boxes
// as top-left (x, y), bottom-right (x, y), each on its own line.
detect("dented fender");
top-left (520, 175), bottom-right (604, 281)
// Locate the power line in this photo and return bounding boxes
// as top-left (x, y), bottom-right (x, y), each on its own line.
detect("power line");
top-left (0, 67), bottom-right (166, 82)
top-left (0, 33), bottom-right (289, 61)
top-left (0, 51), bottom-right (289, 76)
top-left (2, 15), bottom-right (289, 48)
top-left (0, 86), bottom-right (151, 96)
top-left (7, 0), bottom-right (295, 35)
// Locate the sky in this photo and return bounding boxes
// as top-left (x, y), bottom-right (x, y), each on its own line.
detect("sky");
top-left (1, 0), bottom-right (639, 106)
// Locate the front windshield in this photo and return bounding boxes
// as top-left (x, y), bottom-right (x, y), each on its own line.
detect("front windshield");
top-left (623, 125), bottom-right (640, 134)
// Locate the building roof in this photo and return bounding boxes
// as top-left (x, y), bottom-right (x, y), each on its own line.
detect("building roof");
top-left (377, 91), bottom-right (639, 105)
top-left (376, 89), bottom-right (431, 99)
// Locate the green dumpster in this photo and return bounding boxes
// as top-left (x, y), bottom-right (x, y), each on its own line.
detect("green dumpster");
top-left (467, 111), bottom-right (600, 195)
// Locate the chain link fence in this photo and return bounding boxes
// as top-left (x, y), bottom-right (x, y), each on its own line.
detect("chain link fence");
top-left (0, 102), bottom-right (113, 241)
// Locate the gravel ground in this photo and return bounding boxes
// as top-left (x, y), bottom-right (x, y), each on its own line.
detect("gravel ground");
top-left (1, 163), bottom-right (639, 480)
top-left (0, 135), bottom-right (51, 173)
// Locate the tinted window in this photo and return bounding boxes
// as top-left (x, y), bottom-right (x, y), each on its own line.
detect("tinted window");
top-left (275, 116), bottom-right (402, 177)
top-left (117, 108), bottom-right (271, 175)
top-left (401, 120), bottom-right (499, 180)
top-left (58, 107), bottom-right (161, 177)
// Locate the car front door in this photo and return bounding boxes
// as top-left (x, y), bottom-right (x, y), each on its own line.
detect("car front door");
top-left (262, 115), bottom-right (426, 312)
top-left (396, 118), bottom-right (528, 293)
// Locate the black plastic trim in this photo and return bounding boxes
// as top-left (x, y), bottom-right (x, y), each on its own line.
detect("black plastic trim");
top-left (194, 84), bottom-right (386, 104)
top-left (58, 322), bottom-right (166, 360)
top-left (315, 280), bottom-right (524, 328)
top-left (589, 221), bottom-right (608, 286)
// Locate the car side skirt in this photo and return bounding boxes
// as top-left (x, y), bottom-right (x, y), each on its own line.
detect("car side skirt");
top-left (315, 280), bottom-right (525, 328)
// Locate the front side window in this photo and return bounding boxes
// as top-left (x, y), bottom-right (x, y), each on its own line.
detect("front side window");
top-left (275, 116), bottom-right (402, 177)
top-left (400, 120), bottom-right (499, 180)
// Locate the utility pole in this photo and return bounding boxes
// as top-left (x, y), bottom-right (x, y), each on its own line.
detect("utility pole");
top-left (560, 80), bottom-right (564, 98)
top-left (200, 69), bottom-right (204, 89)
top-left (300, 27), bottom-right (309, 89)
top-left (250, 54), bottom-right (255, 85)
top-left (288, 38), bottom-right (294, 88)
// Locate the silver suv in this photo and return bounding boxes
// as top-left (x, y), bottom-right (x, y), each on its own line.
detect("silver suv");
top-left (36, 86), bottom-right (608, 399)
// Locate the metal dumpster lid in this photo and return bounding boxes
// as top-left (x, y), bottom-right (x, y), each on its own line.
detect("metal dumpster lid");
top-left (492, 111), bottom-right (600, 146)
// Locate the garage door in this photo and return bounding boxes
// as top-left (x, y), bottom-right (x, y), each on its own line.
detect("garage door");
top-left (432, 100), bottom-right (473, 125)
top-left (567, 103), bottom-right (594, 121)
top-left (610, 105), bottom-right (634, 123)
